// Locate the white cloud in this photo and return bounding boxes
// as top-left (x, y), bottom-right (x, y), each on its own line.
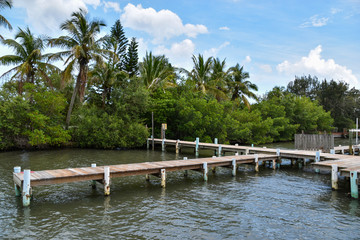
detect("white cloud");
top-left (259, 64), bottom-right (272, 73)
top-left (277, 45), bottom-right (358, 86)
top-left (154, 39), bottom-right (195, 69)
top-left (245, 55), bottom-right (251, 63)
top-left (203, 41), bottom-right (230, 58)
top-left (13, 0), bottom-right (90, 35)
top-left (103, 1), bottom-right (121, 13)
top-left (219, 26), bottom-right (230, 31)
top-left (301, 15), bottom-right (329, 28)
top-left (120, 4), bottom-right (208, 43)
top-left (330, 8), bottom-right (342, 14)
top-left (84, 0), bottom-right (101, 8)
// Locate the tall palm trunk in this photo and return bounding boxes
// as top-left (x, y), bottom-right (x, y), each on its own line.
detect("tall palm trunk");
top-left (79, 62), bottom-right (88, 103)
top-left (65, 77), bottom-right (81, 128)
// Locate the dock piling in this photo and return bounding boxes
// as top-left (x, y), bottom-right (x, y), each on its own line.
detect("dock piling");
top-left (195, 138), bottom-right (199, 156)
top-left (175, 139), bottom-right (180, 154)
top-left (276, 149), bottom-right (281, 169)
top-left (315, 151), bottom-right (321, 173)
top-left (212, 156), bottom-right (217, 173)
top-left (183, 157), bottom-right (188, 176)
top-left (91, 164), bottom-right (97, 189)
top-left (331, 164), bottom-right (338, 190)
top-left (350, 171), bottom-right (358, 199)
top-left (13, 166), bottom-right (21, 197)
top-left (162, 138), bottom-right (165, 152)
top-left (203, 162), bottom-right (208, 181)
top-left (232, 159), bottom-right (236, 176)
top-left (214, 138), bottom-right (218, 155)
top-left (254, 154), bottom-right (259, 172)
top-left (218, 145), bottom-right (222, 157)
top-left (22, 169), bottom-right (31, 207)
top-left (104, 167), bottom-right (110, 196)
top-left (161, 169), bottom-right (166, 188)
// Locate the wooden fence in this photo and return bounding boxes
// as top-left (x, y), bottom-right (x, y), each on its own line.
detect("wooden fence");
top-left (294, 134), bottom-right (334, 152)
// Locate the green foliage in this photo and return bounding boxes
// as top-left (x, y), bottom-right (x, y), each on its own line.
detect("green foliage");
top-left (124, 37), bottom-right (139, 78)
top-left (0, 83), bottom-right (70, 150)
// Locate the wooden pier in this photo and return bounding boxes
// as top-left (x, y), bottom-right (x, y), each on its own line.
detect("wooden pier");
top-left (13, 154), bottom-right (277, 206)
top-left (13, 137), bottom-right (360, 206)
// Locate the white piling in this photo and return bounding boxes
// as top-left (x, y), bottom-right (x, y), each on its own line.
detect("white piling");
top-left (218, 145), bottom-right (222, 157)
top-left (315, 151), bottom-right (321, 173)
top-left (175, 139), bottom-right (180, 154)
top-left (254, 154), bottom-right (259, 172)
top-left (13, 166), bottom-right (21, 197)
top-left (22, 169), bottom-right (31, 207)
top-left (104, 166), bottom-right (110, 196)
top-left (330, 149), bottom-right (335, 154)
top-left (161, 169), bottom-right (166, 188)
top-left (162, 138), bottom-right (165, 152)
top-left (91, 163), bottom-right (97, 189)
top-left (232, 159), bottom-right (237, 176)
top-left (203, 162), bottom-right (208, 181)
top-left (183, 157), bottom-right (188, 176)
top-left (195, 137), bottom-right (199, 156)
top-left (331, 164), bottom-right (338, 190)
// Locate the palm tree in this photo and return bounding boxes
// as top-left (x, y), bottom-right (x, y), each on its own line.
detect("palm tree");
top-left (227, 63), bottom-right (258, 109)
top-left (0, 0), bottom-right (12, 40)
top-left (48, 9), bottom-right (106, 127)
top-left (139, 52), bottom-right (175, 91)
top-left (183, 54), bottom-right (213, 93)
top-left (89, 61), bottom-right (127, 108)
top-left (210, 57), bottom-right (229, 101)
top-left (0, 27), bottom-right (58, 94)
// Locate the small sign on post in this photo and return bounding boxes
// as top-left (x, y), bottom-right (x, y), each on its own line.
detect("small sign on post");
top-left (161, 123), bottom-right (167, 139)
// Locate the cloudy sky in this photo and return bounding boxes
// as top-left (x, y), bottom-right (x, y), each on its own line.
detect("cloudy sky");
top-left (1, 0), bottom-right (359, 93)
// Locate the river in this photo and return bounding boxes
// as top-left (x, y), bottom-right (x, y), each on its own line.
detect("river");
top-left (1, 140), bottom-right (359, 239)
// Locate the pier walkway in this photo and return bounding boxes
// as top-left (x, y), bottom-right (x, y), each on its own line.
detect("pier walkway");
top-left (13, 154), bottom-right (277, 207)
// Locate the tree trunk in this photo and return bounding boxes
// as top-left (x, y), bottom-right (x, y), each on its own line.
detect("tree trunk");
top-left (65, 77), bottom-right (81, 129)
top-left (79, 63), bottom-right (88, 103)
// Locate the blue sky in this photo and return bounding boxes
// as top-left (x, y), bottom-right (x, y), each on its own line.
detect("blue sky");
top-left (1, 0), bottom-right (359, 94)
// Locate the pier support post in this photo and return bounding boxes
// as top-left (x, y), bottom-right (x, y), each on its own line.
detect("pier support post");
top-left (315, 151), bottom-right (321, 173)
top-left (235, 143), bottom-right (239, 155)
top-left (330, 149), bottom-right (335, 154)
top-left (175, 139), bottom-right (180, 154)
top-left (13, 166), bottom-right (21, 197)
top-left (350, 171), bottom-right (358, 199)
top-left (276, 149), bottom-right (281, 169)
top-left (331, 165), bottom-right (338, 190)
top-left (232, 159), bottom-right (237, 176)
top-left (212, 156), bottom-right (217, 173)
top-left (254, 154), bottom-right (259, 172)
top-left (272, 159), bottom-right (276, 170)
top-left (91, 164), bottom-right (97, 189)
top-left (214, 138), bottom-right (218, 155)
top-left (218, 145), bottom-right (222, 157)
top-left (147, 138), bottom-right (149, 149)
top-left (298, 158), bottom-right (303, 168)
top-left (161, 169), bottom-right (166, 188)
top-left (183, 157), bottom-right (188, 177)
top-left (145, 174), bottom-right (150, 181)
top-left (22, 169), bottom-right (31, 207)
top-left (203, 162), bottom-right (208, 181)
top-left (245, 148), bottom-right (249, 155)
top-left (162, 138), bottom-right (165, 152)
top-left (195, 137), bottom-right (199, 156)
top-left (104, 167), bottom-right (110, 196)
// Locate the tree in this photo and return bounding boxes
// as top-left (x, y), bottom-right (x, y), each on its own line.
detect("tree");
top-left (139, 52), bottom-right (175, 91)
top-left (0, 0), bottom-right (12, 40)
top-left (227, 63), bottom-right (258, 109)
top-left (210, 57), bottom-right (229, 101)
top-left (124, 37), bottom-right (139, 78)
top-left (102, 19), bottom-right (128, 70)
top-left (183, 54), bottom-right (213, 93)
top-left (0, 27), bottom-right (58, 94)
top-left (48, 9), bottom-right (106, 127)
top-left (287, 75), bottom-right (319, 100)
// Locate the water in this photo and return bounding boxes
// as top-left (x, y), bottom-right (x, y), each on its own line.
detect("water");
top-left (1, 145), bottom-right (360, 239)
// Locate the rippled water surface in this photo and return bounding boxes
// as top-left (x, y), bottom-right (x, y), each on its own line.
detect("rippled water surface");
top-left (1, 145), bottom-right (360, 239)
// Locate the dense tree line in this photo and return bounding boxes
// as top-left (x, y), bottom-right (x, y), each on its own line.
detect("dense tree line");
top-left (0, 8), bottom-right (348, 150)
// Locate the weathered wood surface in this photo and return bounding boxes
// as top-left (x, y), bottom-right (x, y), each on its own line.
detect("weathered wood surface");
top-left (312, 155), bottom-right (360, 177)
top-left (13, 154), bottom-right (277, 187)
top-left (294, 134), bottom-right (334, 152)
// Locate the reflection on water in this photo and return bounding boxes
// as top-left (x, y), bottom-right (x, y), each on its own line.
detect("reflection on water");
top-left (0, 146), bottom-right (359, 239)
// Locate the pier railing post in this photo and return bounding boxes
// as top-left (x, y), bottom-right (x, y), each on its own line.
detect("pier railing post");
top-left (183, 157), bottom-right (188, 176)
top-left (22, 169), bottom-right (31, 207)
top-left (13, 166), bottom-right (21, 197)
top-left (203, 162), bottom-right (208, 181)
top-left (161, 169), bottom-right (166, 188)
top-left (235, 143), bottom-right (239, 155)
top-left (104, 167), bottom-right (110, 196)
top-left (195, 137), bottom-right (199, 156)
top-left (331, 165), bottom-right (338, 190)
top-left (91, 164), bottom-right (97, 189)
top-left (218, 145), bottom-right (222, 157)
top-left (232, 159), bottom-right (237, 176)
top-left (254, 154), bottom-right (259, 172)
top-left (350, 171), bottom-right (358, 199)
top-left (245, 148), bottom-right (249, 155)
